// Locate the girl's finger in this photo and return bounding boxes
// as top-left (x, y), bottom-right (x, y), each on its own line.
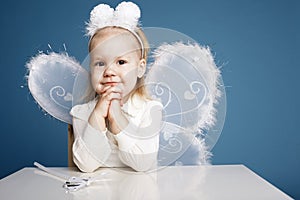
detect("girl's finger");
top-left (99, 85), bottom-right (111, 94)
top-left (103, 86), bottom-right (123, 95)
top-left (102, 92), bottom-right (122, 101)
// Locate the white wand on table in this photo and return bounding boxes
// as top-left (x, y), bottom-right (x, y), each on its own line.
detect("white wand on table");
top-left (33, 161), bottom-right (90, 192)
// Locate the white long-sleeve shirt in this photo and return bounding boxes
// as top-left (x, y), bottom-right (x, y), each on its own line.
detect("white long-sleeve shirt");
top-left (70, 94), bottom-right (163, 172)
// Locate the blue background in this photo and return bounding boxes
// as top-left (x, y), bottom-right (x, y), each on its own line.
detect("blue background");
top-left (0, 0), bottom-right (299, 198)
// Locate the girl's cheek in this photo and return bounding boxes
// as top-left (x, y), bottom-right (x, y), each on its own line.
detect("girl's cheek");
top-left (90, 75), bottom-right (99, 90)
top-left (91, 69), bottom-right (103, 81)
top-left (92, 80), bottom-right (104, 93)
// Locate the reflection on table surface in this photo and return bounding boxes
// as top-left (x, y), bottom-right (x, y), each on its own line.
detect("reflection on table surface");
top-left (0, 165), bottom-right (293, 200)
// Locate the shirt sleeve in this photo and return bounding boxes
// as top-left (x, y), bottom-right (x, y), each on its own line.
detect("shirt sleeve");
top-left (114, 101), bottom-right (163, 172)
top-left (70, 104), bottom-right (112, 173)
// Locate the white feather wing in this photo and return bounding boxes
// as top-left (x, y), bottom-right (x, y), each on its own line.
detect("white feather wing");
top-left (26, 52), bottom-right (89, 124)
top-left (146, 42), bottom-right (225, 165)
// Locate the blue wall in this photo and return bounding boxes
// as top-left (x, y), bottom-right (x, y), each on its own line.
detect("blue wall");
top-left (0, 0), bottom-right (299, 198)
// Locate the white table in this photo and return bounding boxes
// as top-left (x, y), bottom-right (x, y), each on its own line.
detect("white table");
top-left (0, 165), bottom-right (293, 200)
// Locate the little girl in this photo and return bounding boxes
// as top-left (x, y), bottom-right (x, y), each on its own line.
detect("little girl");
top-left (70, 2), bottom-right (163, 172)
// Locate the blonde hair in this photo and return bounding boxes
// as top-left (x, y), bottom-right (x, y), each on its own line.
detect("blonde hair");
top-left (89, 26), bottom-right (150, 99)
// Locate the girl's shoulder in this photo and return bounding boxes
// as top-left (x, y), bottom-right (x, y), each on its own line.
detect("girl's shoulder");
top-left (123, 94), bottom-right (163, 117)
top-left (131, 94), bottom-right (163, 109)
top-left (145, 98), bottom-right (163, 109)
top-left (70, 99), bottom-right (97, 120)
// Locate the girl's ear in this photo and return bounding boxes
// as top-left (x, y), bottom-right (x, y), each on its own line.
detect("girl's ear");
top-left (138, 59), bottom-right (146, 78)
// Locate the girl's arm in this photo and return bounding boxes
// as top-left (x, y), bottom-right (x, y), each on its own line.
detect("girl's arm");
top-left (111, 101), bottom-right (163, 171)
top-left (70, 104), bottom-right (112, 173)
top-left (71, 86), bottom-right (123, 172)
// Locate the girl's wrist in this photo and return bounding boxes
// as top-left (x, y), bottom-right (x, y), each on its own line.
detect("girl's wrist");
top-left (109, 121), bottom-right (121, 135)
top-left (88, 110), bottom-right (106, 132)
top-left (109, 113), bottom-right (129, 135)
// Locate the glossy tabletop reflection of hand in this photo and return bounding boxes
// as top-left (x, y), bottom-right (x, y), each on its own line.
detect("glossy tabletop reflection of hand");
top-left (0, 165), bottom-right (293, 200)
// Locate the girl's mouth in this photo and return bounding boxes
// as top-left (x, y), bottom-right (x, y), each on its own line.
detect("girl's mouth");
top-left (103, 82), bottom-right (118, 86)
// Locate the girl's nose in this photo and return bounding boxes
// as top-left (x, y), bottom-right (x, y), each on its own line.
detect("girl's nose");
top-left (103, 64), bottom-right (116, 77)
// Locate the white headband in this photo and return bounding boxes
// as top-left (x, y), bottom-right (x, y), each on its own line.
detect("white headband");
top-left (86, 1), bottom-right (144, 56)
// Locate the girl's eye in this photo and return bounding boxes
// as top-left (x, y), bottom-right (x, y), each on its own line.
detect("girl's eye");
top-left (118, 60), bottom-right (127, 65)
top-left (95, 61), bottom-right (105, 67)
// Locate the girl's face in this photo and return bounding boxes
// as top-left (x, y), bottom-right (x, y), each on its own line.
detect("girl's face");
top-left (89, 29), bottom-right (145, 102)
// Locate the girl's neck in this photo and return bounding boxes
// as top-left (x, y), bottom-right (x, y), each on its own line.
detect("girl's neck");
top-left (123, 91), bottom-right (138, 104)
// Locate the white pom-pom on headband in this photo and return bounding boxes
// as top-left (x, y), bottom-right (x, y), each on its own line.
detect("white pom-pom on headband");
top-left (86, 1), bottom-right (144, 56)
